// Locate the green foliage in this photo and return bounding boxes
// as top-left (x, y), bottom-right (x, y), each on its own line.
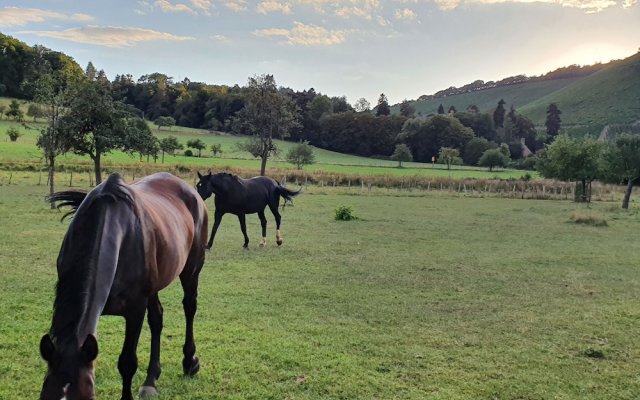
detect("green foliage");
top-left (463, 137), bottom-right (496, 165)
top-left (375, 93), bottom-right (390, 116)
top-left (354, 97), bottom-right (370, 112)
top-left (286, 140), bottom-right (315, 169)
top-left (601, 134), bottom-right (640, 208)
top-left (334, 205), bottom-right (358, 221)
top-left (545, 103), bottom-right (562, 137)
top-left (398, 115), bottom-right (473, 163)
top-left (438, 147), bottom-right (461, 170)
top-left (390, 143), bottom-right (413, 167)
top-left (493, 99), bottom-right (506, 128)
top-left (154, 116), bottom-right (176, 130)
top-left (27, 104), bottom-right (44, 121)
top-left (454, 111), bottom-right (496, 141)
top-left (399, 99), bottom-right (415, 117)
top-left (158, 135), bottom-right (183, 162)
top-left (479, 148), bottom-right (509, 171)
top-left (184, 149), bottom-right (194, 157)
top-left (569, 211), bottom-right (608, 227)
top-left (5, 100), bottom-right (24, 121)
top-left (6, 127), bottom-right (21, 141)
top-left (186, 138), bottom-right (206, 157)
top-left (210, 143), bottom-right (223, 157)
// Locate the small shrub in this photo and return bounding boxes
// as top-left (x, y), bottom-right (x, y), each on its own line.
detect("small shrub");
top-left (520, 173), bottom-right (532, 181)
top-left (334, 205), bottom-right (357, 221)
top-left (6, 127), bottom-right (21, 142)
top-left (582, 348), bottom-right (605, 359)
top-left (569, 212), bottom-right (607, 227)
top-left (184, 149), bottom-right (194, 157)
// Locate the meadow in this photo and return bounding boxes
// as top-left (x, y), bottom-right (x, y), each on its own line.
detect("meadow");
top-left (1, 172), bottom-right (639, 399)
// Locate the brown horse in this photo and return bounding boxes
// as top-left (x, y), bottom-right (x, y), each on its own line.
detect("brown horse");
top-left (39, 172), bottom-right (208, 400)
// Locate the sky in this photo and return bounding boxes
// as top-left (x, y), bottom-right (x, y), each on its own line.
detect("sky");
top-left (0, 0), bottom-right (638, 105)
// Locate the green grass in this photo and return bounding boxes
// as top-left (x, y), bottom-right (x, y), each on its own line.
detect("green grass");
top-left (0, 120), bottom-right (533, 180)
top-left (1, 174), bottom-right (640, 398)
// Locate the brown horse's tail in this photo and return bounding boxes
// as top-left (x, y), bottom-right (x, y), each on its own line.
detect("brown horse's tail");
top-left (276, 184), bottom-right (301, 203)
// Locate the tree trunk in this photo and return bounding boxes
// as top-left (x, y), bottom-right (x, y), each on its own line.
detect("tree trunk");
top-left (48, 156), bottom-right (55, 210)
top-left (94, 153), bottom-right (102, 185)
top-left (161, 151), bottom-right (165, 163)
top-left (622, 178), bottom-right (635, 209)
top-left (260, 155), bottom-right (268, 176)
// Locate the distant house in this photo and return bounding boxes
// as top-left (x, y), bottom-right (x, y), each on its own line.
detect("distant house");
top-left (521, 138), bottom-right (533, 158)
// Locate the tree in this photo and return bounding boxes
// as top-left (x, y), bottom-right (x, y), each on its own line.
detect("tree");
top-left (448, 105), bottom-right (457, 114)
top-left (493, 99), bottom-right (506, 128)
top-left (354, 97), bottom-right (371, 112)
top-left (27, 104), bottom-right (45, 121)
top-left (545, 103), bottom-right (562, 139)
top-left (0, 105), bottom-right (5, 119)
top-left (154, 116), bottom-right (176, 130)
top-left (602, 134), bottom-right (640, 209)
top-left (438, 147), bottom-right (461, 170)
top-left (437, 104), bottom-right (445, 114)
top-left (232, 74), bottom-right (300, 175)
top-left (397, 115), bottom-right (474, 163)
top-left (158, 135), bottom-right (183, 163)
top-left (466, 105), bottom-right (479, 113)
top-left (123, 118), bottom-right (156, 161)
top-left (186, 139), bottom-right (206, 157)
top-left (391, 143), bottom-right (413, 167)
top-left (286, 140), bottom-right (316, 169)
top-left (210, 143), bottom-right (222, 157)
top-left (399, 100), bottom-right (415, 118)
top-left (6, 127), bottom-right (21, 141)
top-left (463, 137), bottom-right (496, 165)
top-left (479, 148), bottom-right (509, 171)
top-left (5, 100), bottom-right (24, 121)
top-left (536, 135), bottom-right (603, 202)
top-left (376, 93), bottom-right (390, 116)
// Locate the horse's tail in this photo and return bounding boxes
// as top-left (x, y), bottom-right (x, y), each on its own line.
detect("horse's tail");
top-left (47, 191), bottom-right (88, 220)
top-left (276, 184), bottom-right (301, 203)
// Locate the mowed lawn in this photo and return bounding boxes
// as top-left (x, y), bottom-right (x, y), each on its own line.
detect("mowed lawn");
top-left (1, 175), bottom-right (639, 399)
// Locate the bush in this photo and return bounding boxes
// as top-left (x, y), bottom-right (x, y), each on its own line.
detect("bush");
top-left (334, 205), bottom-right (357, 221)
top-left (6, 127), bottom-right (21, 142)
top-left (569, 211), bottom-right (607, 227)
top-left (184, 149), bottom-right (194, 157)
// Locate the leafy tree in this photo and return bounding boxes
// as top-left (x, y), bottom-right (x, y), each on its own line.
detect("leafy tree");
top-left (354, 97), bottom-right (371, 112)
top-left (397, 115), bottom-right (474, 163)
top-left (123, 118), bottom-right (156, 161)
top-left (6, 127), bottom-right (21, 141)
top-left (232, 74), bottom-right (300, 175)
top-left (466, 104), bottom-right (479, 113)
top-left (493, 99), bottom-right (506, 128)
top-left (309, 95), bottom-right (332, 120)
top-left (399, 100), bottom-right (415, 118)
top-left (5, 100), bottom-right (24, 121)
top-left (286, 140), bottom-right (316, 169)
top-left (437, 104), bottom-right (445, 114)
top-left (463, 137), bottom-right (496, 165)
top-left (507, 105), bottom-right (517, 125)
top-left (376, 93), bottom-right (390, 116)
top-left (478, 148), bottom-right (509, 171)
top-left (186, 139), bottom-right (206, 157)
top-left (331, 96), bottom-right (353, 113)
top-left (438, 147), bottom-right (461, 170)
top-left (448, 105), bottom-right (457, 114)
top-left (454, 112), bottom-right (496, 141)
top-left (154, 116), bottom-right (176, 130)
top-left (211, 143), bottom-right (222, 157)
top-left (27, 104), bottom-right (45, 121)
top-left (158, 135), bottom-right (183, 162)
top-left (391, 143), bottom-right (413, 167)
top-left (601, 134), bottom-right (640, 209)
top-left (536, 135), bottom-right (604, 202)
top-left (545, 103), bottom-right (562, 138)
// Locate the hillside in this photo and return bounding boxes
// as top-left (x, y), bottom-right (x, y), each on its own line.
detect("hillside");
top-left (519, 52), bottom-right (640, 135)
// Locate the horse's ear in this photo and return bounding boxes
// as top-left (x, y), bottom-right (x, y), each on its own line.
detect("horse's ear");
top-left (40, 334), bottom-right (54, 362)
top-left (208, 169), bottom-right (212, 175)
top-left (81, 334), bottom-right (98, 362)
top-left (197, 171), bottom-right (203, 179)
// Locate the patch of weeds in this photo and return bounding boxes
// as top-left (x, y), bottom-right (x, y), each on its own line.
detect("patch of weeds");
top-left (334, 205), bottom-right (358, 221)
top-left (582, 348), bottom-right (605, 359)
top-left (569, 211), bottom-right (608, 227)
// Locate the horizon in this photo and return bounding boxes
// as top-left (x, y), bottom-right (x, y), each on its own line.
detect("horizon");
top-left (1, 1), bottom-right (638, 104)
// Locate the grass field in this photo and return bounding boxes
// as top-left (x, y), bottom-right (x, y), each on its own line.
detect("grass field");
top-left (1, 173), bottom-right (639, 399)
top-left (0, 119), bottom-right (533, 180)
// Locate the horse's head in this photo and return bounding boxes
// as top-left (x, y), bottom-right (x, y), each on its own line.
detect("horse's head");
top-left (196, 171), bottom-right (233, 200)
top-left (40, 334), bottom-right (98, 400)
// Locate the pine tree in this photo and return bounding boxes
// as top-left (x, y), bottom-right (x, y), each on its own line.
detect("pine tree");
top-left (545, 103), bottom-right (562, 138)
top-left (376, 93), bottom-right (390, 116)
top-left (437, 104), bottom-right (445, 114)
top-left (493, 99), bottom-right (506, 128)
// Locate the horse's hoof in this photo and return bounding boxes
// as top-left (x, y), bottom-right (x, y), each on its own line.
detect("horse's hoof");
top-left (184, 356), bottom-right (200, 376)
top-left (276, 239), bottom-right (283, 246)
top-left (139, 386), bottom-right (158, 398)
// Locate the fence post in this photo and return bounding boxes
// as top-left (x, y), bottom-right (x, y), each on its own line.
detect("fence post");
top-left (69, 171), bottom-right (73, 187)
top-left (38, 170), bottom-right (42, 186)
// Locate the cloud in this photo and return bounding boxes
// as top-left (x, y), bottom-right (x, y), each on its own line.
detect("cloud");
top-left (394, 7), bottom-right (417, 19)
top-left (223, 0), bottom-right (248, 11)
top-left (190, 0), bottom-right (214, 13)
top-left (154, 0), bottom-right (196, 14)
top-left (210, 34), bottom-right (230, 42)
top-left (435, 0), bottom-right (625, 12)
top-left (18, 26), bottom-right (194, 48)
top-left (254, 21), bottom-right (347, 46)
top-left (0, 6), bottom-right (93, 27)
top-left (257, 1), bottom-right (293, 14)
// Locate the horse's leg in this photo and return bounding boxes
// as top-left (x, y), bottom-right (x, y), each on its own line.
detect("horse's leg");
top-left (118, 306), bottom-right (146, 400)
top-left (238, 214), bottom-right (249, 248)
top-left (258, 210), bottom-right (268, 247)
top-left (268, 202), bottom-right (283, 246)
top-left (139, 293), bottom-right (163, 397)
top-left (207, 210), bottom-right (223, 250)
top-left (180, 271), bottom-right (201, 376)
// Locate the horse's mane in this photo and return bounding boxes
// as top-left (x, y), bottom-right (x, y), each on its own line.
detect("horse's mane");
top-left (49, 173), bottom-right (136, 341)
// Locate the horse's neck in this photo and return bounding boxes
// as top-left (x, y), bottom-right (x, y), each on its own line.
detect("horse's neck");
top-left (52, 205), bottom-right (125, 343)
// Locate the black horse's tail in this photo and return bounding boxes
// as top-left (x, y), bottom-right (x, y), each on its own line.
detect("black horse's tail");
top-left (276, 184), bottom-right (301, 203)
top-left (47, 191), bottom-right (88, 220)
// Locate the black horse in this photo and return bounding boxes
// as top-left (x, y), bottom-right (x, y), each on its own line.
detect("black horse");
top-left (196, 171), bottom-right (300, 249)
top-left (40, 173), bottom-right (208, 400)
